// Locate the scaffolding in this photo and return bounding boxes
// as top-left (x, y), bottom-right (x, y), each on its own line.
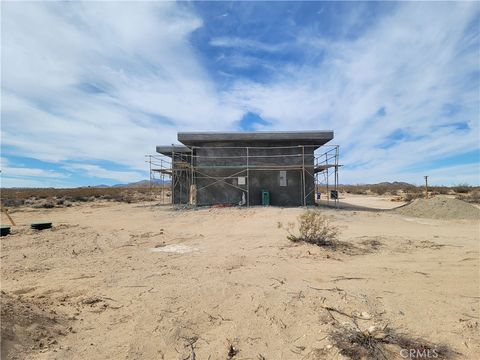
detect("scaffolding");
top-left (314, 145), bottom-right (341, 207)
top-left (146, 144), bottom-right (340, 207)
top-left (145, 154), bottom-right (173, 205)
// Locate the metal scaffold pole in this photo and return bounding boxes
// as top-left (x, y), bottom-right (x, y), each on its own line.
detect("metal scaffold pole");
top-left (246, 147), bottom-right (250, 207)
top-left (148, 155), bottom-right (152, 192)
top-left (190, 147), bottom-right (195, 206)
top-left (171, 147), bottom-right (174, 205)
top-left (335, 145), bottom-right (339, 208)
top-left (161, 159), bottom-right (165, 204)
top-left (326, 152), bottom-right (329, 205)
top-left (302, 145), bottom-right (306, 207)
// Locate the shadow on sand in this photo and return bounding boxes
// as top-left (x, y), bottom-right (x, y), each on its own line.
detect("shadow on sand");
top-left (316, 199), bottom-right (408, 212)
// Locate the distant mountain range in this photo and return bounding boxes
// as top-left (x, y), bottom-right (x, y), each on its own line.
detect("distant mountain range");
top-left (92, 179), bottom-right (169, 188)
top-left (375, 181), bottom-right (415, 187)
top-left (337, 181), bottom-right (416, 187)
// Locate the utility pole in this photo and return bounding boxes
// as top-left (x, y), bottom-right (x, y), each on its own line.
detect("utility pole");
top-left (424, 176), bottom-right (429, 199)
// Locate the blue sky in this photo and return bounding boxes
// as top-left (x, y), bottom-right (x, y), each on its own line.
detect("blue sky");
top-left (1, 1), bottom-right (479, 187)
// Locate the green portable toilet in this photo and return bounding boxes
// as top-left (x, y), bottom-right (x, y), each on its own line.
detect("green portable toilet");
top-left (261, 190), bottom-right (270, 206)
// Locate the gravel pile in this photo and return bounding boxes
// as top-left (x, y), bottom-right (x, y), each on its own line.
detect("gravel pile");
top-left (393, 196), bottom-right (480, 220)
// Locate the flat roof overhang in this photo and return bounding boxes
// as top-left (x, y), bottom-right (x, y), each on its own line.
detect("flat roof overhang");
top-left (178, 131), bottom-right (334, 147)
top-left (156, 145), bottom-right (191, 156)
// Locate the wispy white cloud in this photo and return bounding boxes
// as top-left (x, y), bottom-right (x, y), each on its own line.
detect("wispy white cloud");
top-left (1, 2), bottom-right (241, 174)
top-left (0, 177), bottom-right (71, 189)
top-left (66, 163), bottom-right (144, 184)
top-left (225, 2), bottom-right (480, 185)
top-left (0, 157), bottom-right (67, 179)
top-left (0, 157), bottom-right (145, 187)
top-left (210, 37), bottom-right (289, 52)
top-left (0, 157), bottom-right (73, 188)
top-left (2, 167), bottom-right (67, 179)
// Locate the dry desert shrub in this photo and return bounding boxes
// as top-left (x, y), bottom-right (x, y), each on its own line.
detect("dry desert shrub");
top-left (456, 190), bottom-right (480, 204)
top-left (280, 210), bottom-right (339, 247)
top-left (402, 191), bottom-right (422, 202)
top-left (452, 183), bottom-right (472, 194)
top-left (279, 213), bottom-right (383, 255)
top-left (331, 324), bottom-right (456, 360)
top-left (341, 185), bottom-right (369, 195)
top-left (430, 186), bottom-right (451, 195)
top-left (395, 184), bottom-right (426, 202)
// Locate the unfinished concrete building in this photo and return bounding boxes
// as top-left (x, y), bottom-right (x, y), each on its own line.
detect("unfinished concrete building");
top-left (151, 131), bottom-right (339, 207)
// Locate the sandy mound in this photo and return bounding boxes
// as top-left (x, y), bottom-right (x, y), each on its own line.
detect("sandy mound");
top-left (393, 196), bottom-right (480, 220)
top-left (1, 291), bottom-right (68, 360)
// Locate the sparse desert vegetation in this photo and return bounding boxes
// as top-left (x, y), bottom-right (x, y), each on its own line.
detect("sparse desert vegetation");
top-left (456, 189), bottom-right (480, 204)
top-left (1, 186), bottom-right (170, 208)
top-left (316, 182), bottom-right (480, 203)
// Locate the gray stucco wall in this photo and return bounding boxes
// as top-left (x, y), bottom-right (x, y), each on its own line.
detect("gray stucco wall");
top-left (173, 143), bottom-right (315, 206)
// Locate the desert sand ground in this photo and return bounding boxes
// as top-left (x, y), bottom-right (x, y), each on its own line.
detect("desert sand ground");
top-left (319, 194), bottom-right (406, 210)
top-left (1, 195), bottom-right (479, 359)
